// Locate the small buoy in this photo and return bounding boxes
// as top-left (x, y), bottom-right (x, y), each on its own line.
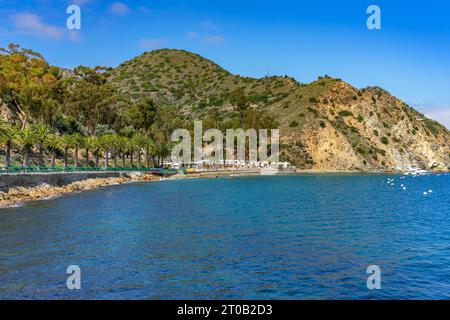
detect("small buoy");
top-left (402, 187), bottom-right (406, 190)
top-left (423, 192), bottom-right (428, 195)
top-left (428, 190), bottom-right (432, 193)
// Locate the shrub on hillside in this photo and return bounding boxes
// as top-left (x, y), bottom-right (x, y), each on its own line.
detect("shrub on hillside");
top-left (309, 97), bottom-right (318, 104)
top-left (338, 110), bottom-right (353, 117)
top-left (290, 120), bottom-right (299, 128)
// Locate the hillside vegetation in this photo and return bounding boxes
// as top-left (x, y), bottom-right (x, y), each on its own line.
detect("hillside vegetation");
top-left (1, 45), bottom-right (449, 171)
top-left (110, 49), bottom-right (450, 171)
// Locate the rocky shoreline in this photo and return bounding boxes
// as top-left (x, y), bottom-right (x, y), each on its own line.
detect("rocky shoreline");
top-left (0, 169), bottom-right (263, 208)
top-left (1, 169), bottom-right (447, 209)
top-left (0, 173), bottom-right (159, 208)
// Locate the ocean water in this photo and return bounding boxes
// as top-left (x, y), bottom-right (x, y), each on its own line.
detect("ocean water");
top-left (0, 174), bottom-right (449, 300)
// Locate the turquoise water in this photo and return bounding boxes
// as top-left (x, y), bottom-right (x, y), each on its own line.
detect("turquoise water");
top-left (0, 174), bottom-right (449, 299)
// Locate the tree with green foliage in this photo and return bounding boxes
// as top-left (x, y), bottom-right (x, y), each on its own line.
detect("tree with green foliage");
top-left (109, 135), bottom-right (119, 168)
top-left (63, 66), bottom-right (116, 135)
top-left (33, 124), bottom-right (52, 168)
top-left (0, 44), bottom-right (61, 128)
top-left (126, 98), bottom-right (157, 135)
top-left (85, 136), bottom-right (101, 167)
top-left (71, 132), bottom-right (84, 167)
top-left (203, 107), bottom-right (224, 131)
top-left (115, 136), bottom-right (128, 168)
top-left (101, 134), bottom-right (115, 168)
top-left (45, 134), bottom-right (62, 167)
top-left (230, 88), bottom-right (250, 126)
top-left (131, 133), bottom-right (147, 167)
top-left (145, 138), bottom-right (155, 167)
top-left (16, 127), bottom-right (36, 167)
top-left (60, 134), bottom-right (74, 169)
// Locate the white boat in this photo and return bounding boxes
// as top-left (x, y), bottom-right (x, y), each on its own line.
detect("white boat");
top-left (404, 167), bottom-right (430, 176)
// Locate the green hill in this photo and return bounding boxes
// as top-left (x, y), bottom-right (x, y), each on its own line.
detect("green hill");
top-left (1, 45), bottom-right (449, 171)
top-left (109, 49), bottom-right (450, 171)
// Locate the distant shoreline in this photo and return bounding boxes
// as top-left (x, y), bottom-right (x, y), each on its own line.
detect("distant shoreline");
top-left (1, 170), bottom-right (259, 208)
top-left (1, 169), bottom-right (448, 209)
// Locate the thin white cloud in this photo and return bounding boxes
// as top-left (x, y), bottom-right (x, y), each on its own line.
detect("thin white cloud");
top-left (186, 31), bottom-right (226, 45)
top-left (139, 38), bottom-right (166, 51)
top-left (202, 34), bottom-right (226, 44)
top-left (423, 106), bottom-right (450, 130)
top-left (110, 2), bottom-right (130, 16)
top-left (9, 12), bottom-right (82, 42)
top-left (10, 12), bottom-right (63, 39)
top-left (187, 21), bottom-right (226, 45)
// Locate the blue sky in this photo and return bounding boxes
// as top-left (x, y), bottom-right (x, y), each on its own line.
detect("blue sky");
top-left (1, 0), bottom-right (449, 127)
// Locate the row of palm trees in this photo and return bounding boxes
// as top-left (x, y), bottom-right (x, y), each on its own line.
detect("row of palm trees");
top-left (0, 119), bottom-right (155, 169)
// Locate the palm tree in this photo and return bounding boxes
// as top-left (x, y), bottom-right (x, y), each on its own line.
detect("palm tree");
top-left (114, 136), bottom-right (128, 168)
top-left (91, 136), bottom-right (101, 167)
top-left (85, 136), bottom-right (99, 167)
top-left (45, 134), bottom-right (62, 167)
top-left (60, 134), bottom-right (74, 170)
top-left (110, 135), bottom-right (120, 168)
top-left (32, 124), bottom-right (52, 168)
top-left (71, 132), bottom-right (83, 167)
top-left (0, 119), bottom-right (9, 139)
top-left (127, 137), bottom-right (136, 168)
top-left (131, 133), bottom-right (146, 168)
top-left (101, 134), bottom-right (114, 168)
top-left (148, 139), bottom-right (160, 167)
top-left (145, 138), bottom-right (155, 168)
top-left (157, 143), bottom-right (170, 168)
top-left (16, 127), bottom-right (36, 167)
top-left (0, 119), bottom-right (15, 168)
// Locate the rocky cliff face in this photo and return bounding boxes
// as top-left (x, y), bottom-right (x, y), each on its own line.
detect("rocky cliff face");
top-left (281, 81), bottom-right (449, 171)
top-left (109, 49), bottom-right (450, 171)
